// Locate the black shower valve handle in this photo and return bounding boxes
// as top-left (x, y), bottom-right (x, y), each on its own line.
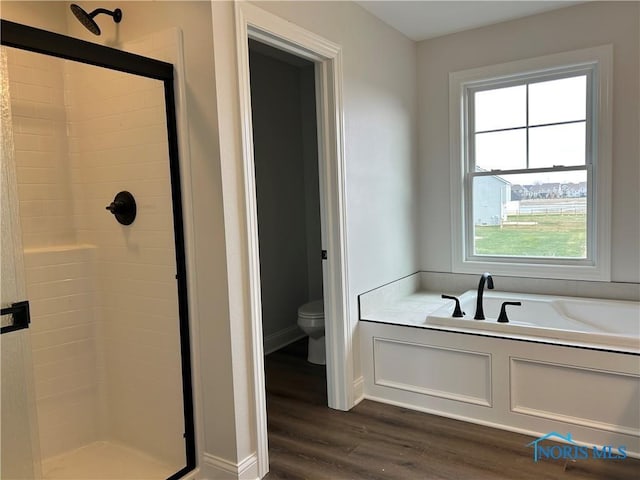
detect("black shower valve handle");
top-left (105, 200), bottom-right (124, 214)
top-left (441, 294), bottom-right (465, 318)
top-left (105, 191), bottom-right (136, 225)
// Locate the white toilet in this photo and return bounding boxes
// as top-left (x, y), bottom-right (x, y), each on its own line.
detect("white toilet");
top-left (297, 300), bottom-right (325, 365)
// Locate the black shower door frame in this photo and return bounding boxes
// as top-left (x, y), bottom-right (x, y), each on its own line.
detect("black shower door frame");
top-left (1, 19), bottom-right (196, 480)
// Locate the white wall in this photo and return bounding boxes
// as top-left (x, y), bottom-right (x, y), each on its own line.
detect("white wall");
top-left (418, 1), bottom-right (640, 283)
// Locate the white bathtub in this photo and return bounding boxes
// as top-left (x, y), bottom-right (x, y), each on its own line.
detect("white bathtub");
top-left (428, 291), bottom-right (640, 353)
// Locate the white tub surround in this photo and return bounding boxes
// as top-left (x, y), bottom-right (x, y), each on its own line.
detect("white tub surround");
top-left (360, 272), bottom-right (640, 353)
top-left (359, 273), bottom-right (640, 457)
top-left (430, 291), bottom-right (640, 353)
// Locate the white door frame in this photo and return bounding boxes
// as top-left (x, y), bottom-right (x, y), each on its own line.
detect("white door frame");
top-left (234, 2), bottom-right (352, 476)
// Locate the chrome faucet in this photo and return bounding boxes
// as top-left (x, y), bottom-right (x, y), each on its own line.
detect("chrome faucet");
top-left (474, 272), bottom-right (494, 320)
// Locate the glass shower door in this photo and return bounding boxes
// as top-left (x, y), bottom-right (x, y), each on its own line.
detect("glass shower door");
top-left (1, 21), bottom-right (193, 479)
top-left (1, 48), bottom-right (42, 480)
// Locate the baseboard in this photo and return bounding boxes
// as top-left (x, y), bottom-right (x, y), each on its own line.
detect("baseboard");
top-left (238, 454), bottom-right (260, 479)
top-left (353, 375), bottom-right (365, 405)
top-left (263, 324), bottom-right (306, 355)
top-left (201, 452), bottom-right (259, 480)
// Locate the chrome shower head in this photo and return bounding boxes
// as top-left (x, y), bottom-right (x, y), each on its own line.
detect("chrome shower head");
top-left (70, 4), bottom-right (122, 36)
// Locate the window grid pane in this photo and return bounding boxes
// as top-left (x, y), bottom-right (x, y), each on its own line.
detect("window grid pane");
top-left (468, 72), bottom-right (591, 261)
top-left (529, 122), bottom-right (586, 168)
top-left (474, 85), bottom-right (526, 132)
top-left (528, 75), bottom-right (587, 126)
top-left (475, 129), bottom-right (527, 171)
top-left (472, 74), bottom-right (587, 172)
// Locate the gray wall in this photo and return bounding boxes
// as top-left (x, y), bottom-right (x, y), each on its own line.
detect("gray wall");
top-left (418, 1), bottom-right (640, 282)
top-left (249, 48), bottom-right (323, 342)
top-left (300, 67), bottom-right (324, 302)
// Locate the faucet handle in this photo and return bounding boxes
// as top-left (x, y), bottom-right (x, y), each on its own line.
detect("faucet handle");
top-left (441, 295), bottom-right (465, 318)
top-left (497, 301), bottom-right (521, 323)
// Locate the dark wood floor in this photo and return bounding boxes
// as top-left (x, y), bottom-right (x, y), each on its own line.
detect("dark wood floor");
top-left (264, 339), bottom-right (639, 479)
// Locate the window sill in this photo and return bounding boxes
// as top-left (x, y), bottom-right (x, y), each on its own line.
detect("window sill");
top-left (453, 258), bottom-right (611, 282)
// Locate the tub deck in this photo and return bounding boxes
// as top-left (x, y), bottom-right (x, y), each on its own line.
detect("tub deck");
top-left (360, 289), bottom-right (640, 354)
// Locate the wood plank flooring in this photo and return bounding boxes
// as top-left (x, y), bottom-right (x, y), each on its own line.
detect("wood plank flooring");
top-left (264, 339), bottom-right (639, 479)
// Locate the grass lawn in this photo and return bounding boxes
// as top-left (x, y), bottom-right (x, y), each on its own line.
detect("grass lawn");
top-left (475, 213), bottom-right (586, 258)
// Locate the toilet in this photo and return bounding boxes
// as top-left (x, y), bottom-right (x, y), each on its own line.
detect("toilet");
top-left (297, 300), bottom-right (325, 365)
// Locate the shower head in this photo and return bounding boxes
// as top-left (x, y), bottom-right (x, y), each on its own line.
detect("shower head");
top-left (70, 4), bottom-right (122, 36)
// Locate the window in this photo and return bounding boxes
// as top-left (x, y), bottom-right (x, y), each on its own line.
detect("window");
top-left (449, 46), bottom-right (612, 280)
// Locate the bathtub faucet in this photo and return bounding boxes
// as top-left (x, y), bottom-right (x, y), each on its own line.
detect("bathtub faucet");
top-left (474, 272), bottom-right (494, 320)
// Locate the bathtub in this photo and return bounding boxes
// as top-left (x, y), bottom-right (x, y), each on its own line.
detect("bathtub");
top-left (359, 274), bottom-right (640, 458)
top-left (428, 291), bottom-right (640, 353)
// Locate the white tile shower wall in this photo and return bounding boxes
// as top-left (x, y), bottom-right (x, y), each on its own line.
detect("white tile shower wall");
top-left (23, 246), bottom-right (102, 460)
top-left (7, 46), bottom-right (104, 462)
top-left (8, 28), bottom-right (185, 466)
top-left (65, 30), bottom-right (185, 466)
top-left (6, 48), bottom-right (77, 248)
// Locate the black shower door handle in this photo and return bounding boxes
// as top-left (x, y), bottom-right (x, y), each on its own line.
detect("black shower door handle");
top-left (1, 300), bottom-right (31, 334)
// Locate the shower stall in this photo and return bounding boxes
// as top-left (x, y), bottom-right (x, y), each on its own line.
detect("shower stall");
top-left (1, 19), bottom-right (194, 480)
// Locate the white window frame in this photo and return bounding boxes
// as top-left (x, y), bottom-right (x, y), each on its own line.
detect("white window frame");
top-left (449, 46), bottom-right (613, 281)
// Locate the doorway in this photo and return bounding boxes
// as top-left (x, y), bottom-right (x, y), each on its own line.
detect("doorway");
top-left (248, 40), bottom-right (324, 360)
top-left (234, 2), bottom-right (352, 477)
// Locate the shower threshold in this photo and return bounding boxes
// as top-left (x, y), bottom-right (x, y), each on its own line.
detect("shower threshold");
top-left (42, 441), bottom-right (176, 480)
